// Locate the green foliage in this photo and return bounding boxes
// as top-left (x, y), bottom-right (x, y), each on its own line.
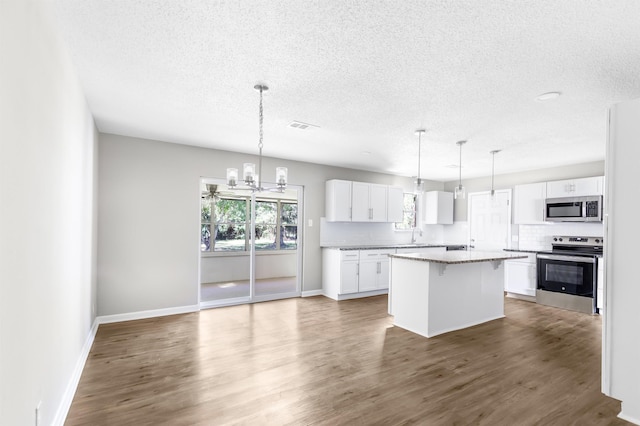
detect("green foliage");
top-left (215, 198), bottom-right (247, 224)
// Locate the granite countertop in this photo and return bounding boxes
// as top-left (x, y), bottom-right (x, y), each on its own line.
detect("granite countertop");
top-left (322, 243), bottom-right (464, 250)
top-left (389, 250), bottom-right (528, 265)
top-left (503, 248), bottom-right (545, 254)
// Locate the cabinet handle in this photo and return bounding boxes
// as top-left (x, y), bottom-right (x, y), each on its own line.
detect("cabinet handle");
top-left (377, 261), bottom-right (381, 274)
top-left (350, 207), bottom-right (352, 219)
top-left (369, 208), bottom-right (373, 220)
top-left (357, 264), bottom-right (359, 275)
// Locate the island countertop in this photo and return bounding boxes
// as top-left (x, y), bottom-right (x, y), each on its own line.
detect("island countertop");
top-left (389, 250), bottom-right (528, 265)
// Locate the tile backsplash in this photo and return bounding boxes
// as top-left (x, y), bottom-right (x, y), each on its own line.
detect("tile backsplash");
top-left (517, 222), bottom-right (604, 251)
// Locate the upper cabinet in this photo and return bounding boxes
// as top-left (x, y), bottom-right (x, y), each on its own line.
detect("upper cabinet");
top-left (326, 180), bottom-right (404, 222)
top-left (352, 182), bottom-right (387, 222)
top-left (546, 176), bottom-right (604, 198)
top-left (387, 186), bottom-right (404, 223)
top-left (423, 191), bottom-right (453, 224)
top-left (513, 176), bottom-right (604, 224)
top-left (325, 180), bottom-right (352, 221)
top-left (514, 182), bottom-right (547, 224)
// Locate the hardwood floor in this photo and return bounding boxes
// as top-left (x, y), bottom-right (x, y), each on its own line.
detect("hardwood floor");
top-left (66, 296), bottom-right (628, 425)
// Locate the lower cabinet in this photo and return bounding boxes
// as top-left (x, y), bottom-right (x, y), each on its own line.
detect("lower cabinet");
top-left (359, 249), bottom-right (393, 291)
top-left (322, 248), bottom-right (394, 300)
top-left (504, 254), bottom-right (537, 298)
top-left (323, 246), bottom-right (449, 301)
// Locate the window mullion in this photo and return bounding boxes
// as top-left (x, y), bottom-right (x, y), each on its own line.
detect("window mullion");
top-left (276, 200), bottom-right (282, 250)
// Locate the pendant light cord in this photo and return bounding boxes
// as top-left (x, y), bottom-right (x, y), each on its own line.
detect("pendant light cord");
top-left (257, 85), bottom-right (264, 189)
top-left (458, 143), bottom-right (462, 188)
top-left (417, 131), bottom-right (422, 181)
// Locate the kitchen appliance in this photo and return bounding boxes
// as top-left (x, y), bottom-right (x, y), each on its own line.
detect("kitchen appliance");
top-left (536, 235), bottom-right (603, 314)
top-left (544, 195), bottom-right (603, 222)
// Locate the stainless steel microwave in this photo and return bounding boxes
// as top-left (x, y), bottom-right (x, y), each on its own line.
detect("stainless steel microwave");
top-left (544, 196), bottom-right (603, 222)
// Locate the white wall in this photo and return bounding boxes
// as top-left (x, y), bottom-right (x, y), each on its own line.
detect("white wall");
top-left (98, 133), bottom-right (419, 316)
top-left (604, 98), bottom-right (640, 424)
top-left (0, 1), bottom-right (98, 425)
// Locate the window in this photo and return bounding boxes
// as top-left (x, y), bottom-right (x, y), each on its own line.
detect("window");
top-left (395, 193), bottom-right (417, 230)
top-left (201, 195), bottom-right (298, 252)
top-left (280, 201), bottom-right (298, 250)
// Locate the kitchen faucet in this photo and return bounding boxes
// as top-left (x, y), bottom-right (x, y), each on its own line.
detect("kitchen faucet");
top-left (411, 227), bottom-right (422, 244)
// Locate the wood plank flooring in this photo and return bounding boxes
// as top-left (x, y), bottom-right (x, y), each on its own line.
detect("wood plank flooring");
top-left (65, 296), bottom-right (629, 425)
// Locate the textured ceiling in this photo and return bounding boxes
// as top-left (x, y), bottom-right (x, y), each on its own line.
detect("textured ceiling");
top-left (53, 0), bottom-right (640, 181)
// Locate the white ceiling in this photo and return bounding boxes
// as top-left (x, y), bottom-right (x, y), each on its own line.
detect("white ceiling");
top-left (53, 1), bottom-right (640, 181)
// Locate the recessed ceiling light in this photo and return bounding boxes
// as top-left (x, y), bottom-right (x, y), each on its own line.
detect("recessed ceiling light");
top-left (362, 151), bottom-right (372, 155)
top-left (535, 91), bottom-right (561, 101)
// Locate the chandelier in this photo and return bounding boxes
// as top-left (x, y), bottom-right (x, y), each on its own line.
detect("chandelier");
top-left (226, 84), bottom-right (288, 192)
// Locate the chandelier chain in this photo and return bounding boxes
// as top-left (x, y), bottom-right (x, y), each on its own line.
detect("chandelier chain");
top-left (258, 86), bottom-right (264, 153)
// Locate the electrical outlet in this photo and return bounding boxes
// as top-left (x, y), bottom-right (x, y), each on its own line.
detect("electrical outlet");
top-left (35, 401), bottom-right (41, 426)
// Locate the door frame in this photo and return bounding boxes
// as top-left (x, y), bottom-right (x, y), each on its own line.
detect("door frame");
top-left (198, 178), bottom-right (303, 309)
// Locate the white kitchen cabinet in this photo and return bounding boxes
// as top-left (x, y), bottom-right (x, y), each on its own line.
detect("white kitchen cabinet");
top-left (352, 182), bottom-right (387, 222)
top-left (545, 176), bottom-right (604, 198)
top-left (423, 191), bottom-right (453, 225)
top-left (339, 260), bottom-right (359, 294)
top-left (325, 180), bottom-right (352, 221)
top-left (504, 254), bottom-right (537, 298)
top-left (322, 248), bottom-right (391, 300)
top-left (387, 186), bottom-right (404, 223)
top-left (513, 182), bottom-right (547, 224)
top-left (359, 249), bottom-right (394, 291)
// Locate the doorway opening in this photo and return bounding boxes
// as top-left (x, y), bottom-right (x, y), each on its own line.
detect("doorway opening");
top-left (199, 178), bottom-right (302, 308)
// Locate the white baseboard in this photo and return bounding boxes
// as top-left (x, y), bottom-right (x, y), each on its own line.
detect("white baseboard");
top-left (97, 304), bottom-right (200, 324)
top-left (52, 318), bottom-right (99, 426)
top-left (301, 289), bottom-right (323, 297)
top-left (619, 406), bottom-right (640, 426)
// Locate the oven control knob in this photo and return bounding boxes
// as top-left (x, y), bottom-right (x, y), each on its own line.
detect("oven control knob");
top-left (553, 237), bottom-right (558, 242)
top-left (558, 238), bottom-right (563, 242)
top-left (595, 239), bottom-right (600, 243)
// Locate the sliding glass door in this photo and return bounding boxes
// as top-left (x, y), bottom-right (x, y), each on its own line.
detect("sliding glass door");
top-left (199, 179), bottom-right (301, 308)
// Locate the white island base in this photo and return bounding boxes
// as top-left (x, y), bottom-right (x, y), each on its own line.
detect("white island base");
top-left (390, 251), bottom-right (526, 338)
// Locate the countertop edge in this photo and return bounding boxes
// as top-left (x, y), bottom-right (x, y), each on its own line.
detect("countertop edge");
top-left (390, 252), bottom-right (529, 264)
top-left (321, 244), bottom-right (466, 250)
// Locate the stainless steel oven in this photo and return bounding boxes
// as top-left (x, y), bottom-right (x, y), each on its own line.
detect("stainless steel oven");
top-left (536, 236), bottom-right (602, 314)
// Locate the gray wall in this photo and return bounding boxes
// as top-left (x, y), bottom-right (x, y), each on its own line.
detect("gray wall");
top-left (0, 2), bottom-right (98, 424)
top-left (444, 161), bottom-right (605, 221)
top-left (97, 133), bottom-right (436, 316)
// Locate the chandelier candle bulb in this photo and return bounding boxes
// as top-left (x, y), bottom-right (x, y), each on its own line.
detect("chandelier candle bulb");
top-left (276, 167), bottom-right (288, 186)
top-left (243, 163), bottom-right (256, 184)
top-left (226, 168), bottom-right (238, 187)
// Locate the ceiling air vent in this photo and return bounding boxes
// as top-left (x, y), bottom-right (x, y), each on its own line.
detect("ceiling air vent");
top-left (288, 121), bottom-right (319, 130)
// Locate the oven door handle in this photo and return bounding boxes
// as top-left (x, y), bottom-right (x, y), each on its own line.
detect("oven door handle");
top-left (537, 254), bottom-right (596, 264)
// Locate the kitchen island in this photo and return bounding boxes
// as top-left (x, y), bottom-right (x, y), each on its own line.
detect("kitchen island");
top-left (389, 250), bottom-right (528, 338)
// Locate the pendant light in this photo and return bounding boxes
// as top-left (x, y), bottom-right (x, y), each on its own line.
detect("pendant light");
top-left (454, 140), bottom-right (467, 199)
top-left (226, 84), bottom-right (288, 192)
top-left (490, 149), bottom-right (501, 196)
top-left (414, 129), bottom-right (426, 193)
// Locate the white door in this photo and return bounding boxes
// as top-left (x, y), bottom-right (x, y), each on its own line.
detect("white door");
top-left (468, 190), bottom-right (512, 250)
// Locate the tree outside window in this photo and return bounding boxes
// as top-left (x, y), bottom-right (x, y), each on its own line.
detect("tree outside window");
top-left (280, 202), bottom-right (298, 250)
top-left (395, 193), bottom-right (417, 230)
top-left (201, 195), bottom-right (298, 252)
